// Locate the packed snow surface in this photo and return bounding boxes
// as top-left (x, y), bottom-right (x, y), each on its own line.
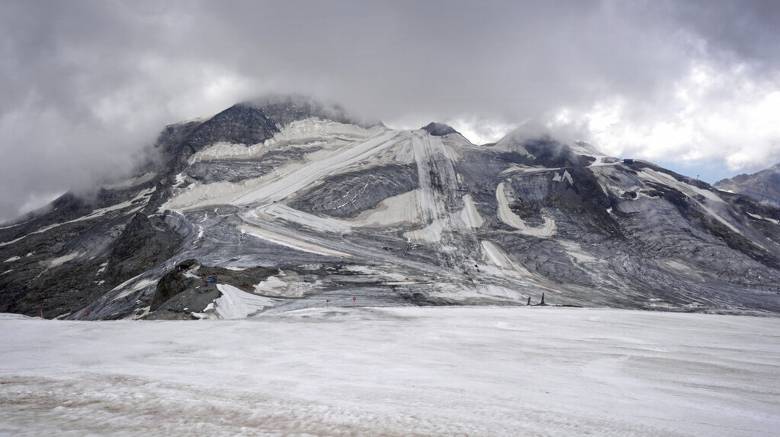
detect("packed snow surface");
top-left (1, 307), bottom-right (778, 436)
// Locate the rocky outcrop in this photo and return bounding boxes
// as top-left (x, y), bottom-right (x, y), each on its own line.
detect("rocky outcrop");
top-left (421, 122), bottom-right (459, 137)
top-left (105, 213), bottom-right (184, 287)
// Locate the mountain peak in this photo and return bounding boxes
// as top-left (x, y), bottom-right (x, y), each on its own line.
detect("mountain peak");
top-left (165, 94), bottom-right (382, 162)
top-left (421, 122), bottom-right (459, 136)
top-left (715, 162), bottom-right (780, 206)
top-left (3, 98), bottom-right (780, 321)
top-left (241, 94), bottom-right (379, 129)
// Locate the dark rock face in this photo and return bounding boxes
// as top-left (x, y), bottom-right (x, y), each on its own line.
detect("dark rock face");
top-left (147, 260), bottom-right (278, 319)
top-left (716, 163), bottom-right (780, 207)
top-left (0, 185), bottom-right (160, 318)
top-left (187, 147), bottom-right (318, 184)
top-left (105, 213), bottom-right (184, 286)
top-left (186, 104), bottom-right (279, 151)
top-left (245, 94), bottom-right (373, 128)
top-left (421, 122), bottom-right (458, 137)
top-left (289, 164), bottom-right (419, 218)
top-left (2, 96), bottom-right (780, 319)
top-left (151, 259), bottom-right (200, 310)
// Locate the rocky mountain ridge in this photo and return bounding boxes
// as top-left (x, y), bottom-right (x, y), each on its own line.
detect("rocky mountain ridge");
top-left (716, 163), bottom-right (780, 207)
top-left (2, 95), bottom-right (779, 319)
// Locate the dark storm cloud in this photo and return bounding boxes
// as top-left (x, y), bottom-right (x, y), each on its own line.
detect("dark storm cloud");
top-left (667, 0), bottom-right (780, 68)
top-left (1, 0), bottom-right (779, 221)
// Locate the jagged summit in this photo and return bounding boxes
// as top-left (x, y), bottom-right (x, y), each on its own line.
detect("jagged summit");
top-left (242, 94), bottom-right (378, 129)
top-left (183, 95), bottom-right (375, 151)
top-left (186, 103), bottom-right (279, 150)
top-left (421, 122), bottom-right (459, 137)
top-left (2, 97), bottom-right (780, 320)
top-left (716, 162), bottom-right (780, 206)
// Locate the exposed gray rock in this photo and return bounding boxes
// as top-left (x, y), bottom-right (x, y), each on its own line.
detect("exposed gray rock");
top-left (187, 147), bottom-right (319, 183)
top-left (2, 96), bottom-right (780, 319)
top-left (244, 94), bottom-right (377, 128)
top-left (716, 163), bottom-right (780, 207)
top-left (105, 213), bottom-right (184, 286)
top-left (186, 104), bottom-right (279, 151)
top-left (289, 164), bottom-right (419, 218)
top-left (421, 122), bottom-right (458, 137)
top-left (146, 259), bottom-right (277, 319)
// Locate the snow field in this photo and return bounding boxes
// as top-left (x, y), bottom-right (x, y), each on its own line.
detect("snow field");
top-left (0, 307), bottom-right (778, 436)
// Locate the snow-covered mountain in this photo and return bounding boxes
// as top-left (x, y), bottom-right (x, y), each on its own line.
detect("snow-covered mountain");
top-left (2, 95), bottom-right (780, 319)
top-left (716, 163), bottom-right (780, 207)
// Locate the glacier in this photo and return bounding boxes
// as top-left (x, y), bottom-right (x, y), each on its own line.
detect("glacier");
top-left (0, 95), bottom-right (779, 319)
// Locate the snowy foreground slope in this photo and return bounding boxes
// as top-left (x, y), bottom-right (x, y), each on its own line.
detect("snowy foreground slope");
top-left (2, 95), bottom-right (780, 319)
top-left (1, 307), bottom-right (779, 436)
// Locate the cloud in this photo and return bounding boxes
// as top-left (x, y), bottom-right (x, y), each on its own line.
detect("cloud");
top-left (576, 63), bottom-right (780, 170)
top-left (1, 0), bottom-right (779, 220)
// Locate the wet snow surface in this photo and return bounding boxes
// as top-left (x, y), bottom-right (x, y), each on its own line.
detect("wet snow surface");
top-left (1, 307), bottom-right (778, 436)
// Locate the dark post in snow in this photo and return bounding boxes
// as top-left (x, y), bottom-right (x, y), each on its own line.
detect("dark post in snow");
top-left (540, 292), bottom-right (545, 306)
top-left (526, 296), bottom-right (531, 306)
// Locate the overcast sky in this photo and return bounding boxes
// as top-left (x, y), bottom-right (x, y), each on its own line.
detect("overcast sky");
top-left (1, 0), bottom-right (779, 221)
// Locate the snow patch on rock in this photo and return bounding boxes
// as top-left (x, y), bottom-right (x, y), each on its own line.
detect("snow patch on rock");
top-left (639, 169), bottom-right (743, 236)
top-left (240, 224), bottom-right (351, 258)
top-left (558, 240), bottom-right (599, 264)
top-left (113, 278), bottom-right (158, 301)
top-left (496, 182), bottom-right (556, 238)
top-left (350, 189), bottom-right (423, 227)
top-left (215, 284), bottom-right (276, 319)
top-left (552, 169), bottom-right (574, 185)
top-left (0, 187), bottom-right (155, 248)
top-left (747, 212), bottom-right (779, 225)
top-left (459, 194), bottom-right (484, 229)
top-left (46, 252), bottom-right (82, 268)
